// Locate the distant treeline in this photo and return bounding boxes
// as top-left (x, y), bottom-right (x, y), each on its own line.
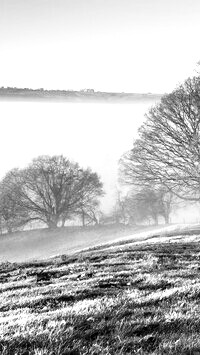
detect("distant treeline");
top-left (0, 87), bottom-right (162, 102)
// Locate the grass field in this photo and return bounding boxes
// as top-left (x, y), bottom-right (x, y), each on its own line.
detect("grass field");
top-left (1, 226), bottom-right (200, 354)
top-left (0, 224), bottom-right (177, 263)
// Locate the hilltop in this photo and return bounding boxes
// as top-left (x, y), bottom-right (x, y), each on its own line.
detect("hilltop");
top-left (0, 87), bottom-right (163, 103)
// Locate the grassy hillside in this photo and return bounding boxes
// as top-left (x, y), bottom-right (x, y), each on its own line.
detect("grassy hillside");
top-left (0, 224), bottom-right (172, 263)
top-left (1, 226), bottom-right (200, 354)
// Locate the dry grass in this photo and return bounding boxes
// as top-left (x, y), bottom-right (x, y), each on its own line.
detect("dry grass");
top-left (1, 230), bottom-right (200, 354)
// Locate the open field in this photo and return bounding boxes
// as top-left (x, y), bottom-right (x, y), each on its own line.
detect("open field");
top-left (2, 226), bottom-right (200, 354)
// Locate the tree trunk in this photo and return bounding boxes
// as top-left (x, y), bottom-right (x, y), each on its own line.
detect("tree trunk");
top-left (91, 211), bottom-right (99, 225)
top-left (153, 215), bottom-right (158, 225)
top-left (6, 222), bottom-right (13, 234)
top-left (82, 211), bottom-right (85, 227)
top-left (48, 222), bottom-right (57, 229)
top-left (47, 217), bottom-right (58, 229)
top-left (61, 218), bottom-right (66, 228)
top-left (164, 213), bottom-right (170, 225)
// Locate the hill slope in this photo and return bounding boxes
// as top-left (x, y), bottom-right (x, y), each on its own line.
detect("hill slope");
top-left (0, 224), bottom-right (189, 263)
top-left (1, 225), bottom-right (200, 354)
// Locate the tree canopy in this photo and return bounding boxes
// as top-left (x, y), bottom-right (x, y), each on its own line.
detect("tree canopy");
top-left (120, 76), bottom-right (200, 202)
top-left (0, 155), bottom-right (104, 230)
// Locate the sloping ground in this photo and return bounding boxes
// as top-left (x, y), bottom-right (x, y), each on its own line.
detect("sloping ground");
top-left (0, 224), bottom-right (176, 263)
top-left (1, 227), bottom-right (200, 354)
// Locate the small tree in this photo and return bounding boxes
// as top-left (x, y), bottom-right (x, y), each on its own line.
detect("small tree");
top-left (110, 190), bottom-right (129, 225)
top-left (76, 199), bottom-right (102, 226)
top-left (123, 187), bottom-right (173, 225)
top-left (73, 168), bottom-right (104, 226)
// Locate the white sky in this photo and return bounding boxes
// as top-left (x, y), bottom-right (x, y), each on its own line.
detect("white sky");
top-left (0, 0), bottom-right (200, 211)
top-left (0, 0), bottom-right (200, 92)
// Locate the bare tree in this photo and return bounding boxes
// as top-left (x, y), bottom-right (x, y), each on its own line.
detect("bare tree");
top-left (123, 187), bottom-right (172, 225)
top-left (120, 76), bottom-right (200, 202)
top-left (71, 169), bottom-right (104, 226)
top-left (76, 199), bottom-right (102, 226)
top-left (110, 190), bottom-right (129, 224)
top-left (1, 156), bottom-right (103, 229)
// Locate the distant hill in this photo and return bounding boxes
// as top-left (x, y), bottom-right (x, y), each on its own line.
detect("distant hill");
top-left (0, 87), bottom-right (163, 103)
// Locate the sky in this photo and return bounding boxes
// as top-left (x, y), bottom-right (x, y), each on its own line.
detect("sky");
top-left (0, 1), bottom-right (200, 213)
top-left (0, 0), bottom-right (200, 93)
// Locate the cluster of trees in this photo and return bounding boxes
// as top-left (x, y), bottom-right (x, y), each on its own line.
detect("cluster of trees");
top-left (110, 188), bottom-right (173, 226)
top-left (119, 76), bottom-right (200, 224)
top-left (0, 155), bottom-right (104, 232)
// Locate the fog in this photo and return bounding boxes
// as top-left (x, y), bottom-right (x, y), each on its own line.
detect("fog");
top-left (1, 98), bottom-right (200, 223)
top-left (0, 99), bottom-right (158, 212)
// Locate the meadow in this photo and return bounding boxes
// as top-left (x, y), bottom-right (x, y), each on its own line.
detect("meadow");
top-left (1, 227), bottom-right (200, 354)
